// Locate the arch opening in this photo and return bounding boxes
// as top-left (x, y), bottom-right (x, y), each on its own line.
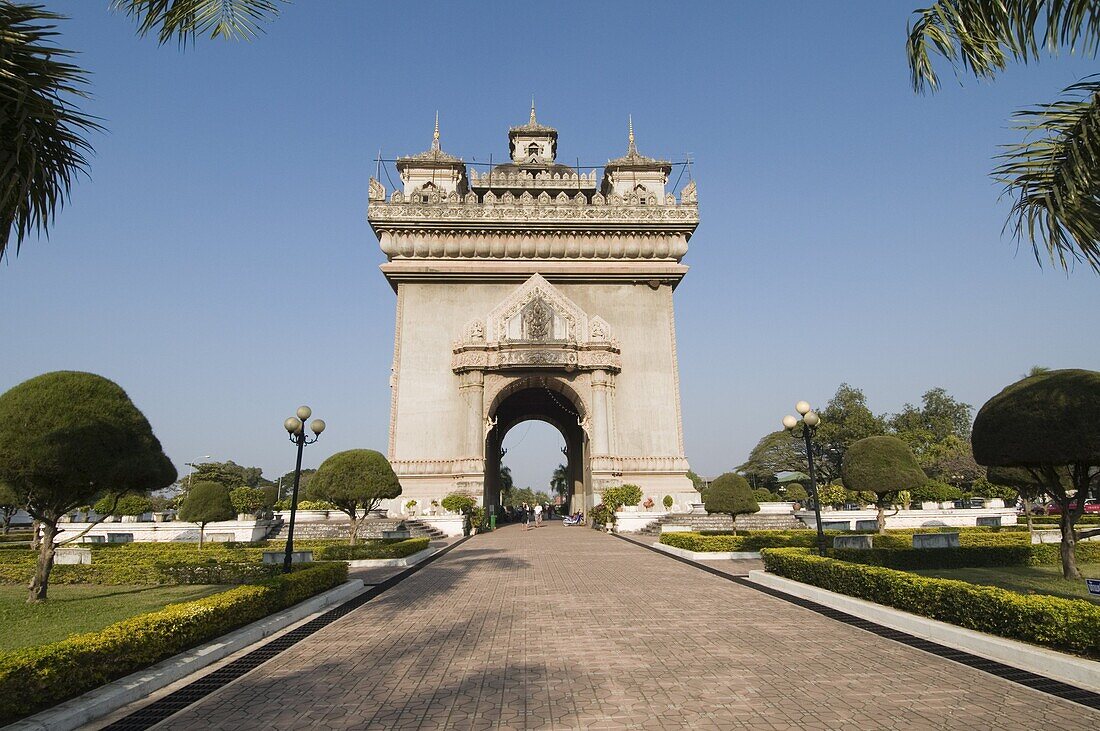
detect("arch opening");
top-left (484, 381), bottom-right (589, 518)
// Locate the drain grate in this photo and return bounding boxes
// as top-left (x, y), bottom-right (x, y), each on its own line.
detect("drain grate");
top-left (614, 533), bottom-right (1100, 710)
top-left (100, 538), bottom-right (469, 730)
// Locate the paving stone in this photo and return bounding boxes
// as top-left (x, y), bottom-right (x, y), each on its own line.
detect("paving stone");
top-left (151, 523), bottom-right (1100, 730)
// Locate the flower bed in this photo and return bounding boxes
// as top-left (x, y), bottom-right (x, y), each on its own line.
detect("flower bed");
top-left (760, 548), bottom-right (1100, 657)
top-left (0, 561), bottom-right (349, 725)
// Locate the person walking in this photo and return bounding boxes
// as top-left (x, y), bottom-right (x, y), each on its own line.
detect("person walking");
top-left (522, 502), bottom-right (531, 531)
top-left (534, 502), bottom-right (543, 528)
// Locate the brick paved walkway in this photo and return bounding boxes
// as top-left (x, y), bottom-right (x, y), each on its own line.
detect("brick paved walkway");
top-left (149, 523), bottom-right (1099, 730)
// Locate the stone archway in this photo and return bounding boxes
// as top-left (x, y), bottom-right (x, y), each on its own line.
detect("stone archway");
top-left (483, 377), bottom-right (590, 515)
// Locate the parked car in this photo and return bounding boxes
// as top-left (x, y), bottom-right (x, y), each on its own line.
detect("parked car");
top-left (1044, 499), bottom-right (1100, 516)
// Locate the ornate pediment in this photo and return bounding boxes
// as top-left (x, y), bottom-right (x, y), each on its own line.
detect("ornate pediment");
top-left (453, 274), bottom-right (620, 374)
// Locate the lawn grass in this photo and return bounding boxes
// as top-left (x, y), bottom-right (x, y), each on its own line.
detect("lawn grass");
top-left (910, 563), bottom-right (1100, 605)
top-left (0, 584), bottom-right (229, 652)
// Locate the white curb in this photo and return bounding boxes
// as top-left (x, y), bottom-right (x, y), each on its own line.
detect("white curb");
top-left (6, 579), bottom-right (365, 731)
top-left (347, 545), bottom-right (438, 568)
top-left (746, 570), bottom-right (1100, 692)
top-left (650, 541), bottom-right (761, 561)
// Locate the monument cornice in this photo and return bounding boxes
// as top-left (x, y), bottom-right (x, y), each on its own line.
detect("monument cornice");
top-left (452, 340), bottom-right (622, 375)
top-left (368, 201), bottom-right (698, 231)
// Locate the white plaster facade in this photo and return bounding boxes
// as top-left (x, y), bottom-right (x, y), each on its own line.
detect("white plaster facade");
top-left (368, 108), bottom-right (699, 514)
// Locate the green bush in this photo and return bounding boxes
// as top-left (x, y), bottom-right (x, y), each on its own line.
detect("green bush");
top-left (910, 480), bottom-right (963, 504)
top-left (602, 484), bottom-right (642, 512)
top-left (590, 503), bottom-right (612, 526)
top-left (229, 487), bottom-right (266, 515)
top-left (662, 495), bottom-right (673, 510)
top-left (440, 493), bottom-right (476, 514)
top-left (0, 561), bottom-right (348, 725)
top-left (829, 542), bottom-right (1100, 570)
top-left (661, 531), bottom-right (817, 552)
top-left (93, 494), bottom-right (152, 517)
top-left (752, 488), bottom-right (778, 503)
top-left (760, 548), bottom-right (1100, 656)
top-left (314, 537), bottom-right (428, 561)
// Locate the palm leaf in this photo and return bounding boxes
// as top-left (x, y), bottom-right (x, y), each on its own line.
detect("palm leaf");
top-left (994, 77), bottom-right (1100, 272)
top-left (907, 0), bottom-right (1100, 92)
top-left (112, 0), bottom-right (284, 45)
top-left (0, 3), bottom-right (101, 261)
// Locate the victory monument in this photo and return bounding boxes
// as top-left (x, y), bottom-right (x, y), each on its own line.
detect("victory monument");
top-left (368, 107), bottom-right (699, 514)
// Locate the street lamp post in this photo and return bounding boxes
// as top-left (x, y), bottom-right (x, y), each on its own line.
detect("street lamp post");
top-left (783, 401), bottom-right (827, 556)
top-left (282, 405), bottom-right (326, 574)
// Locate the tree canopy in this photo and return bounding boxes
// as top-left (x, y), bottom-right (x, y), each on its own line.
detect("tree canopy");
top-left (704, 472), bottom-right (759, 519)
top-left (183, 460), bottom-right (271, 493)
top-left (307, 449), bottom-right (401, 543)
top-left (842, 436), bottom-right (927, 496)
top-left (907, 1), bottom-right (1100, 272)
top-left (972, 369), bottom-right (1100, 577)
top-left (737, 430), bottom-right (807, 486)
top-left (177, 481), bottom-right (233, 545)
top-left (815, 383), bottom-right (888, 481)
top-left (889, 387), bottom-right (973, 465)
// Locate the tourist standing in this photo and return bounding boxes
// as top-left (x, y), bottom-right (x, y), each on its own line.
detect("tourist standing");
top-left (534, 502), bottom-right (543, 527)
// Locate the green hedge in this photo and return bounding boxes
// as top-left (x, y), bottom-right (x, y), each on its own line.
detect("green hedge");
top-left (661, 531), bottom-right (818, 552)
top-left (660, 529), bottom-right (1035, 553)
top-left (0, 561), bottom-right (348, 725)
top-left (0, 539), bottom-right (429, 584)
top-left (1027, 516), bottom-right (1100, 526)
top-left (760, 548), bottom-right (1100, 657)
top-left (830, 542), bottom-right (1100, 570)
top-left (314, 538), bottom-right (428, 561)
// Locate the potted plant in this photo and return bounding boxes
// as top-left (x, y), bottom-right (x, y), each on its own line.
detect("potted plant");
top-left (590, 503), bottom-right (613, 532)
top-left (662, 495), bottom-right (674, 512)
top-left (430, 499), bottom-right (439, 516)
top-left (405, 499), bottom-right (418, 517)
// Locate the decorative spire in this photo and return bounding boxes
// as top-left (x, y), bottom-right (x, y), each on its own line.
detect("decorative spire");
top-left (530, 97), bottom-right (537, 125)
top-left (627, 115), bottom-right (637, 156)
top-left (432, 111), bottom-right (440, 152)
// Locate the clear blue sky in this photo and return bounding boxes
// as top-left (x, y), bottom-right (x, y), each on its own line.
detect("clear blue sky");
top-left (2, 1), bottom-right (1098, 491)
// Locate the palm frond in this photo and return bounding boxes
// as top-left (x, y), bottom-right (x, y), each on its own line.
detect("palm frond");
top-left (112, 0), bottom-right (284, 45)
top-left (994, 77), bottom-right (1100, 272)
top-left (907, 0), bottom-right (1100, 93)
top-left (0, 3), bottom-right (102, 261)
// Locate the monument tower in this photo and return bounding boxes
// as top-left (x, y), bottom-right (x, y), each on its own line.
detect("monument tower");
top-left (368, 107), bottom-right (699, 514)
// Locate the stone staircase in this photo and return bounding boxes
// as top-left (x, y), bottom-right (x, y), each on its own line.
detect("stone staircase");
top-left (638, 512), bottom-right (807, 535)
top-left (266, 518), bottom-right (443, 541)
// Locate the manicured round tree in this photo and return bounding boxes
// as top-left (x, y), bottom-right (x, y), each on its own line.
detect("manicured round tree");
top-left (784, 483), bottom-right (808, 502)
top-left (0, 371), bottom-right (176, 601)
top-left (662, 494), bottom-right (674, 511)
top-left (178, 481), bottom-right (234, 546)
top-left (704, 472), bottom-right (759, 526)
top-left (842, 436), bottom-right (926, 534)
top-left (973, 369), bottom-right (1100, 578)
top-left (307, 449), bottom-right (401, 544)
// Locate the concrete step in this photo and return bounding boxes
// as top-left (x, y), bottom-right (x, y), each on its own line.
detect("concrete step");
top-left (266, 518), bottom-right (441, 541)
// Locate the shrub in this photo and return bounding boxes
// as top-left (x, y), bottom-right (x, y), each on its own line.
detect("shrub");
top-left (970, 477), bottom-right (1018, 502)
top-left (661, 531), bottom-right (816, 552)
top-left (830, 541), bottom-right (1100, 569)
top-left (760, 548), bottom-right (1100, 656)
top-left (314, 538), bottom-right (428, 560)
top-left (602, 484), bottom-right (642, 512)
top-left (752, 488), bottom-right (777, 503)
top-left (590, 503), bottom-right (612, 526)
top-left (0, 562), bottom-right (348, 724)
top-left (910, 480), bottom-right (963, 504)
top-left (296, 500), bottom-right (336, 510)
top-left (441, 493), bottom-right (476, 514)
top-left (662, 495), bottom-right (673, 510)
top-left (816, 483), bottom-right (847, 507)
top-left (784, 483), bottom-right (808, 502)
top-left (229, 487), bottom-right (266, 515)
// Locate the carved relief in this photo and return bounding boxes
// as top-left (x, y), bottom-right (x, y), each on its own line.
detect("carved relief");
top-left (681, 180), bottom-right (697, 205)
top-left (368, 177), bottom-right (386, 202)
top-left (522, 298), bottom-right (552, 340)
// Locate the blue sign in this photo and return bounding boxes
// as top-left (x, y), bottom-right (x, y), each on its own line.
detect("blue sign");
top-left (1087, 579), bottom-right (1100, 596)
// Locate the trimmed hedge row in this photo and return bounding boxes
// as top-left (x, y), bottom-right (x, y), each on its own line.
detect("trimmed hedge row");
top-left (661, 530), bottom-right (1035, 553)
top-left (0, 561), bottom-right (348, 725)
top-left (315, 537), bottom-right (428, 560)
top-left (831, 542), bottom-right (1100, 570)
top-left (0, 538), bottom-right (430, 584)
top-left (661, 531), bottom-right (817, 552)
top-left (760, 548), bottom-right (1100, 657)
